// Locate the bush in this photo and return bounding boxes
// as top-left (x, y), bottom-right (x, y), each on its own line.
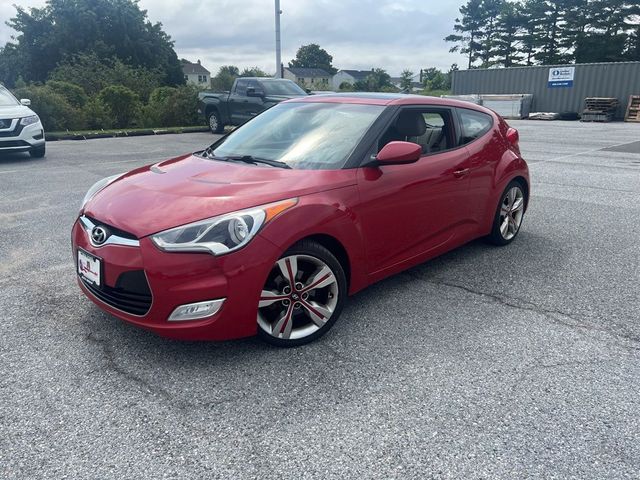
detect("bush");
top-left (141, 85), bottom-right (201, 128)
top-left (50, 53), bottom-right (163, 101)
top-left (46, 80), bottom-right (88, 108)
top-left (98, 85), bottom-right (140, 128)
top-left (12, 85), bottom-right (83, 131)
top-left (82, 97), bottom-right (113, 130)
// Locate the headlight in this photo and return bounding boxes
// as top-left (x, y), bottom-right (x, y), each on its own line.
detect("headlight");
top-left (151, 198), bottom-right (298, 256)
top-left (20, 115), bottom-right (39, 126)
top-left (81, 174), bottom-right (123, 209)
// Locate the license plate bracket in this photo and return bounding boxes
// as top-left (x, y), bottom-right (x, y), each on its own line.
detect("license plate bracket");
top-left (78, 248), bottom-right (102, 287)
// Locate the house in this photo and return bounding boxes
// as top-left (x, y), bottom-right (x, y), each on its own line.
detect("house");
top-left (390, 74), bottom-right (423, 93)
top-left (181, 59), bottom-right (211, 87)
top-left (283, 67), bottom-right (331, 90)
top-left (332, 70), bottom-right (372, 90)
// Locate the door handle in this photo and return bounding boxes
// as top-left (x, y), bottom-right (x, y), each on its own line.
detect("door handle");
top-left (453, 168), bottom-right (470, 178)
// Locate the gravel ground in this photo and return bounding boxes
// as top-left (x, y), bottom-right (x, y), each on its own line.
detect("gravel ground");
top-left (1, 121), bottom-right (639, 479)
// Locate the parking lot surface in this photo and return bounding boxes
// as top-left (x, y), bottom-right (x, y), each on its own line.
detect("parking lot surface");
top-left (1, 122), bottom-right (639, 479)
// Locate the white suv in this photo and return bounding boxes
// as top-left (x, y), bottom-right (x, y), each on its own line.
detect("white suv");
top-left (0, 85), bottom-right (46, 158)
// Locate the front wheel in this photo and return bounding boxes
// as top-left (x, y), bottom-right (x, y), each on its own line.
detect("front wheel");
top-left (257, 240), bottom-right (347, 347)
top-left (208, 110), bottom-right (224, 134)
top-left (30, 144), bottom-right (46, 158)
top-left (487, 180), bottom-right (526, 245)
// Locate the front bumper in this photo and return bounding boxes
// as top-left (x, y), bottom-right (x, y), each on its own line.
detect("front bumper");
top-left (72, 218), bottom-right (281, 340)
top-left (0, 119), bottom-right (45, 152)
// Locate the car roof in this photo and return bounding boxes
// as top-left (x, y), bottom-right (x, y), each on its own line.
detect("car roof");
top-left (287, 92), bottom-right (489, 112)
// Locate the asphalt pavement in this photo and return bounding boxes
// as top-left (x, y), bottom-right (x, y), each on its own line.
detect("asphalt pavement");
top-left (1, 122), bottom-right (639, 479)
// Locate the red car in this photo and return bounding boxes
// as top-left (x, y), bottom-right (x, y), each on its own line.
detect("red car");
top-left (73, 94), bottom-right (529, 346)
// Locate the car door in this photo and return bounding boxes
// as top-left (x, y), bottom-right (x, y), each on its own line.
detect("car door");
top-left (456, 107), bottom-right (501, 226)
top-left (229, 79), bottom-right (250, 124)
top-left (355, 106), bottom-right (474, 278)
top-left (245, 80), bottom-right (266, 120)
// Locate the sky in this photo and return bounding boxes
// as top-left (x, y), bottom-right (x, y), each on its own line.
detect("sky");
top-left (0, 0), bottom-right (464, 77)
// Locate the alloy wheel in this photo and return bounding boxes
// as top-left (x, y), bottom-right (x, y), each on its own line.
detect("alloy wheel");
top-left (209, 113), bottom-right (219, 132)
top-left (499, 186), bottom-right (525, 240)
top-left (258, 254), bottom-right (339, 341)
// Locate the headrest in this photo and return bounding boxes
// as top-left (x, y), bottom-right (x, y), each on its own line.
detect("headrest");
top-left (395, 111), bottom-right (426, 137)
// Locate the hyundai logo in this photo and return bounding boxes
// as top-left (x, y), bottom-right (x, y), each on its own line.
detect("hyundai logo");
top-left (91, 226), bottom-right (108, 246)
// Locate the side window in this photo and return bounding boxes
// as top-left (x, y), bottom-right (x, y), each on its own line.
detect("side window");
top-left (378, 108), bottom-right (454, 155)
top-left (249, 80), bottom-right (265, 96)
top-left (235, 79), bottom-right (248, 95)
top-left (457, 108), bottom-right (493, 145)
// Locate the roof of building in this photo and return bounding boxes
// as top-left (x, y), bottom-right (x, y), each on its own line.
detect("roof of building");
top-left (285, 67), bottom-right (331, 78)
top-left (337, 70), bottom-right (372, 81)
top-left (181, 59), bottom-right (210, 75)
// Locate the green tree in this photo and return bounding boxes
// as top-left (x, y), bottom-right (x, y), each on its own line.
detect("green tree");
top-left (354, 69), bottom-right (392, 92)
top-left (45, 80), bottom-right (88, 108)
top-left (239, 67), bottom-right (270, 77)
top-left (445, 0), bottom-right (485, 68)
top-left (211, 65), bottom-right (240, 91)
top-left (399, 69), bottom-right (414, 91)
top-left (289, 44), bottom-right (337, 74)
top-left (494, 1), bottom-right (524, 66)
top-left (0, 0), bottom-right (183, 87)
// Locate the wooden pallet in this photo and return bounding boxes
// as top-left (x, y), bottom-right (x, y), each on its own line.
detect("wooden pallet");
top-left (581, 97), bottom-right (619, 122)
top-left (625, 95), bottom-right (640, 122)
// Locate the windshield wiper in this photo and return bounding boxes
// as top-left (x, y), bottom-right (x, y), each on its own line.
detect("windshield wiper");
top-left (225, 155), bottom-right (291, 169)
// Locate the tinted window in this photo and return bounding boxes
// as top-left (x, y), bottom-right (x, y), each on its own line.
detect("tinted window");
top-left (211, 102), bottom-right (384, 170)
top-left (235, 79), bottom-right (249, 95)
top-left (260, 80), bottom-right (307, 96)
top-left (458, 108), bottom-right (493, 144)
top-left (248, 80), bottom-right (264, 95)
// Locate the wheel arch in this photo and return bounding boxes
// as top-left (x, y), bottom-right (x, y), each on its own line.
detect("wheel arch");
top-left (295, 233), bottom-right (352, 290)
top-left (512, 175), bottom-right (530, 211)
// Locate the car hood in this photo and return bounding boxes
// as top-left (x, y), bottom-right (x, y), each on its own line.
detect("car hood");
top-left (0, 104), bottom-right (35, 120)
top-left (84, 154), bottom-right (356, 238)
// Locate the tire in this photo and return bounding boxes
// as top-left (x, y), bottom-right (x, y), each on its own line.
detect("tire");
top-left (257, 240), bottom-right (347, 347)
top-left (487, 179), bottom-right (526, 246)
top-left (30, 144), bottom-right (46, 158)
top-left (208, 110), bottom-right (224, 134)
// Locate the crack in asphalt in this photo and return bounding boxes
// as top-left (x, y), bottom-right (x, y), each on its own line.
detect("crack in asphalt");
top-left (85, 331), bottom-right (177, 403)
top-left (404, 272), bottom-right (640, 353)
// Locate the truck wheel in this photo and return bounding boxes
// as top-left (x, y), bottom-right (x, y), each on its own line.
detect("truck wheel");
top-left (208, 111), bottom-right (224, 134)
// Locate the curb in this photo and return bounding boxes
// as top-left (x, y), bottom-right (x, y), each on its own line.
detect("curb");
top-left (46, 126), bottom-right (210, 142)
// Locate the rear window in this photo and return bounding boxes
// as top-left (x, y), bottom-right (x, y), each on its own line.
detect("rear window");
top-left (457, 108), bottom-right (493, 145)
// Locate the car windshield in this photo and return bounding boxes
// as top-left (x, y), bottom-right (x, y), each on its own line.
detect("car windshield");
top-left (210, 102), bottom-right (385, 170)
top-left (0, 88), bottom-right (19, 107)
top-left (260, 80), bottom-right (307, 96)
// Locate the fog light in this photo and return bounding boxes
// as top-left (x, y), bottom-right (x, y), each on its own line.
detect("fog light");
top-left (168, 299), bottom-right (225, 322)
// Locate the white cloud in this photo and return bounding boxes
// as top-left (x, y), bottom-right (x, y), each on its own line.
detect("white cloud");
top-left (0, 0), bottom-right (464, 76)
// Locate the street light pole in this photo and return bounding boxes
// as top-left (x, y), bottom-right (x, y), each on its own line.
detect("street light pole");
top-left (275, 0), bottom-right (282, 78)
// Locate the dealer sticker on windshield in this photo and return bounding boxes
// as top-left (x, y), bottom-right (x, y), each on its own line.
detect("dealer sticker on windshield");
top-left (78, 249), bottom-right (101, 287)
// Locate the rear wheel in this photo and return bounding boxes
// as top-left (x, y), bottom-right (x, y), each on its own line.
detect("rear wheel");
top-left (257, 241), bottom-right (347, 347)
top-left (208, 110), bottom-right (224, 134)
top-left (487, 180), bottom-right (526, 245)
top-left (30, 144), bottom-right (46, 158)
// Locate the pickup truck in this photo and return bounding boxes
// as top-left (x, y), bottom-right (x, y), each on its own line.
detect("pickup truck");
top-left (198, 77), bottom-right (308, 133)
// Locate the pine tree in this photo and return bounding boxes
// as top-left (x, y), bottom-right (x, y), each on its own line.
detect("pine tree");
top-left (445, 0), bottom-right (485, 68)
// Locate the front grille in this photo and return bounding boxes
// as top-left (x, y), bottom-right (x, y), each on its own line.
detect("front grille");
top-left (85, 216), bottom-right (138, 241)
top-left (0, 122), bottom-right (24, 138)
top-left (82, 270), bottom-right (152, 316)
top-left (0, 139), bottom-right (30, 148)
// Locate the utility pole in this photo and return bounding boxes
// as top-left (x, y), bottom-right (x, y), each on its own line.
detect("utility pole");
top-left (275, 0), bottom-right (282, 78)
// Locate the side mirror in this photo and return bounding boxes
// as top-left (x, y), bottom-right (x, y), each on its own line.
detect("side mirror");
top-left (20, 99), bottom-right (31, 106)
top-left (375, 141), bottom-right (422, 165)
top-left (246, 87), bottom-right (263, 98)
